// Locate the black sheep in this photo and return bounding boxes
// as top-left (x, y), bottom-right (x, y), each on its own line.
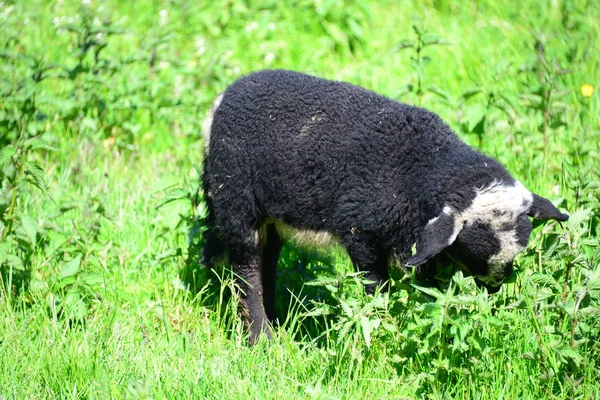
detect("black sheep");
top-left (201, 70), bottom-right (568, 344)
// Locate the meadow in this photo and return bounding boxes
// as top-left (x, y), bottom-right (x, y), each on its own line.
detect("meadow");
top-left (1, 0), bottom-right (599, 398)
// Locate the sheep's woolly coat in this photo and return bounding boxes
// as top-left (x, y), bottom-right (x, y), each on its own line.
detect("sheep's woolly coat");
top-left (202, 70), bottom-right (567, 344)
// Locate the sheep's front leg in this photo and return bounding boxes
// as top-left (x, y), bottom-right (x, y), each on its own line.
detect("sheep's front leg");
top-left (343, 236), bottom-right (390, 294)
top-left (230, 244), bottom-right (272, 345)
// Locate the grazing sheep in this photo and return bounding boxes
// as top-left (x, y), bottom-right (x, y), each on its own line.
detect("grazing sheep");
top-left (201, 69), bottom-right (568, 344)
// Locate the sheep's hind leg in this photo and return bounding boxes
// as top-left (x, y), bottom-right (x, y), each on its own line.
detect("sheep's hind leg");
top-left (229, 236), bottom-right (272, 345)
top-left (261, 223), bottom-right (283, 323)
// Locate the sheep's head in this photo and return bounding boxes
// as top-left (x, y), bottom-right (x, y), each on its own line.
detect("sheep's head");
top-left (405, 181), bottom-right (568, 293)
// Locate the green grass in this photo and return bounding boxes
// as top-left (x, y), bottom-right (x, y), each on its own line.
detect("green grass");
top-left (1, 0), bottom-right (599, 398)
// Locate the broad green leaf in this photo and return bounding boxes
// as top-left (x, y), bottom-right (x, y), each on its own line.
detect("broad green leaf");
top-left (556, 347), bottom-right (584, 367)
top-left (579, 307), bottom-right (600, 317)
top-left (566, 209), bottom-right (591, 230)
top-left (521, 351), bottom-right (536, 360)
top-left (427, 85), bottom-right (451, 100)
top-left (25, 162), bottom-right (47, 193)
top-left (26, 138), bottom-right (58, 152)
top-left (411, 284), bottom-right (445, 300)
top-left (323, 22), bottom-right (347, 47)
top-left (5, 254), bottom-right (24, 270)
top-left (529, 272), bottom-right (557, 287)
top-left (60, 255), bottom-right (82, 280)
top-left (394, 39), bottom-right (415, 51)
top-left (381, 321), bottom-right (397, 333)
top-left (360, 316), bottom-right (372, 347)
top-left (422, 35), bottom-right (451, 47)
top-left (586, 275), bottom-right (600, 293)
top-left (0, 146), bottom-right (16, 165)
top-left (156, 188), bottom-right (189, 209)
top-left (471, 115), bottom-right (486, 135)
top-left (461, 87), bottom-right (483, 100)
top-left (339, 299), bottom-right (353, 318)
top-left (20, 214), bottom-right (38, 244)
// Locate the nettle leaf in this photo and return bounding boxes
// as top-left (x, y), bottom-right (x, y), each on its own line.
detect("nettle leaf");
top-left (26, 137), bottom-right (58, 152)
top-left (0, 145), bottom-right (16, 165)
top-left (422, 34), bottom-right (451, 47)
top-left (579, 307), bottom-right (600, 318)
top-left (427, 85), bottom-right (451, 101)
top-left (4, 254), bottom-right (25, 271)
top-left (25, 162), bottom-right (47, 193)
top-left (305, 303), bottom-right (334, 317)
top-left (586, 275), bottom-right (600, 293)
top-left (529, 272), bottom-right (557, 287)
top-left (156, 188), bottom-right (189, 209)
top-left (360, 316), bottom-right (372, 347)
top-left (370, 294), bottom-right (387, 309)
top-left (411, 284), bottom-right (445, 300)
top-left (0, 243), bottom-right (7, 264)
top-left (323, 21), bottom-right (347, 47)
top-left (63, 291), bottom-right (88, 320)
top-left (471, 115), bottom-right (486, 135)
top-left (339, 299), bottom-right (353, 318)
top-left (559, 300), bottom-right (576, 317)
top-left (556, 347), bottom-right (584, 367)
top-left (461, 87), bottom-right (483, 100)
top-left (520, 351), bottom-right (536, 360)
top-left (382, 321), bottom-right (397, 334)
top-left (20, 214), bottom-right (38, 244)
top-left (566, 209), bottom-right (591, 230)
top-left (60, 255), bottom-right (82, 280)
top-left (394, 39), bottom-right (414, 51)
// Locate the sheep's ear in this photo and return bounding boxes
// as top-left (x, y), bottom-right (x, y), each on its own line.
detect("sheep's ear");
top-left (404, 210), bottom-right (462, 267)
top-left (528, 193), bottom-right (569, 221)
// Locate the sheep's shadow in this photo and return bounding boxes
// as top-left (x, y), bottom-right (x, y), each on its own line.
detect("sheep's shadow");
top-left (180, 222), bottom-right (460, 345)
top-left (181, 235), bottom-right (346, 343)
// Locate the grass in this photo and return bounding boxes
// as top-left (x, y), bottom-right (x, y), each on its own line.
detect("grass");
top-left (1, 0), bottom-right (599, 398)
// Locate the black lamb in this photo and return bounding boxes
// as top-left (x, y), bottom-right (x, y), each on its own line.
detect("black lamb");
top-left (201, 69), bottom-right (568, 344)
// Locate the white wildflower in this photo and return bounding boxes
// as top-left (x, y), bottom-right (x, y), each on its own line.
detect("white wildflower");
top-left (195, 38), bottom-right (206, 56)
top-left (82, 0), bottom-right (91, 5)
top-left (264, 52), bottom-right (275, 64)
top-left (159, 9), bottom-right (168, 26)
top-left (245, 21), bottom-right (258, 32)
top-left (552, 185), bottom-right (560, 195)
top-left (1, 4), bottom-right (13, 20)
top-left (268, 22), bottom-right (275, 31)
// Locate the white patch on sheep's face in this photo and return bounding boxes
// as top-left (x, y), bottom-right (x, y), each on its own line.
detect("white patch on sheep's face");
top-left (202, 93), bottom-right (223, 156)
top-left (453, 180), bottom-right (534, 288)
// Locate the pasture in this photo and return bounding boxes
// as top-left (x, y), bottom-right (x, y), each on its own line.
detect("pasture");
top-left (1, 0), bottom-right (599, 398)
